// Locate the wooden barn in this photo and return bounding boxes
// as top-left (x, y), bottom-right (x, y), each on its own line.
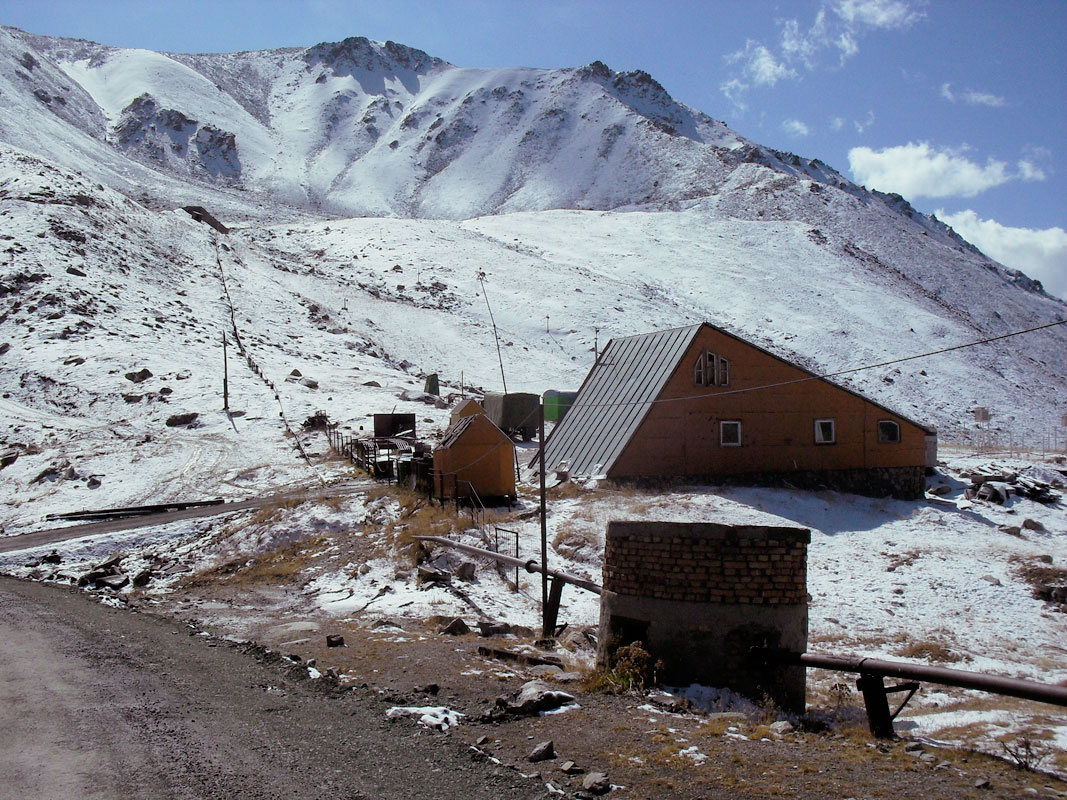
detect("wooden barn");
top-left (433, 413), bottom-right (516, 503)
top-left (541, 323), bottom-right (936, 499)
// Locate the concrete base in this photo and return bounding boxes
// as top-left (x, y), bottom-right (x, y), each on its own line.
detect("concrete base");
top-left (598, 590), bottom-right (807, 714)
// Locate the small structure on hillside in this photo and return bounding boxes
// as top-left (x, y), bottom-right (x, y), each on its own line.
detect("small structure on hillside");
top-left (181, 205), bottom-right (230, 234)
top-left (542, 389), bottom-right (578, 423)
top-left (450, 397), bottom-right (485, 421)
top-left (373, 413), bottom-right (416, 439)
top-left (541, 322), bottom-right (936, 499)
top-left (433, 413), bottom-right (515, 503)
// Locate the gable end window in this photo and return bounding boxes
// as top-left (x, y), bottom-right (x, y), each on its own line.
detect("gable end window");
top-left (694, 349), bottom-right (730, 387)
top-left (720, 420), bottom-right (742, 446)
top-left (814, 418), bottom-right (836, 445)
top-left (878, 420), bottom-right (901, 443)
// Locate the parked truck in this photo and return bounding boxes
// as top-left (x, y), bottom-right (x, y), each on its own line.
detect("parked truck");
top-left (482, 392), bottom-right (539, 441)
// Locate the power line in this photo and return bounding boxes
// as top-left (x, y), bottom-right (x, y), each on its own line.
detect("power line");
top-left (574, 318), bottom-right (1067, 410)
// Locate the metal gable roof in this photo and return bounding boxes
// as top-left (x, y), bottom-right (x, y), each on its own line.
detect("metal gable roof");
top-left (541, 324), bottom-right (702, 476)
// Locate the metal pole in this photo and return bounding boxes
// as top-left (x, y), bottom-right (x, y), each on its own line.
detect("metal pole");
top-left (222, 332), bottom-right (229, 411)
top-left (539, 400), bottom-right (548, 637)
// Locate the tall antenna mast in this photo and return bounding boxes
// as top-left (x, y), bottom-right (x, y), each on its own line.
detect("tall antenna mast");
top-left (478, 271), bottom-right (508, 393)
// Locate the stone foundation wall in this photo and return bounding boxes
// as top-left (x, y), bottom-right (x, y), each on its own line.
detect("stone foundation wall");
top-left (599, 521), bottom-right (811, 713)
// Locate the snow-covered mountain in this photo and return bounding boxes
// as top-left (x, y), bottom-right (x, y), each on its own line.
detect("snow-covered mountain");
top-left (0, 26), bottom-right (1065, 525)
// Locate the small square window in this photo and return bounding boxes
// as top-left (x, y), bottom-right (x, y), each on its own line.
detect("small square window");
top-left (720, 420), bottom-right (742, 446)
top-left (814, 418), bottom-right (836, 444)
top-left (878, 420), bottom-right (901, 443)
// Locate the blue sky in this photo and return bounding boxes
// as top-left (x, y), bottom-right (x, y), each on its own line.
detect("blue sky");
top-left (5, 0), bottom-right (1065, 295)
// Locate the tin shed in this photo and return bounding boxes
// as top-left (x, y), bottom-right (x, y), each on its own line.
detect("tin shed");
top-left (433, 414), bottom-right (516, 502)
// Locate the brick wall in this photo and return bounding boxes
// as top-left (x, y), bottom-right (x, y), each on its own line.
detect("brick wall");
top-left (604, 521), bottom-right (810, 604)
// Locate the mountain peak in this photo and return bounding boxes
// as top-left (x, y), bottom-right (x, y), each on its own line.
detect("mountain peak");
top-left (303, 36), bottom-right (449, 79)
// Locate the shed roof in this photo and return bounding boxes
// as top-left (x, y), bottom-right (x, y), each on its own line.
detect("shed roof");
top-left (437, 412), bottom-right (509, 450)
top-left (541, 324), bottom-right (702, 476)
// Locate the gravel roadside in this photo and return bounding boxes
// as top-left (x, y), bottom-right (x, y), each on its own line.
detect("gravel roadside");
top-left (0, 576), bottom-right (547, 799)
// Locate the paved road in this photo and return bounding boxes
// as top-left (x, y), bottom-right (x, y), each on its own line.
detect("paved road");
top-left (0, 484), bottom-right (365, 555)
top-left (0, 577), bottom-right (545, 799)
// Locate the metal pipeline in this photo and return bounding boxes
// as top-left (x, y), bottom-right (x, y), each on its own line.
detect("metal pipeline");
top-left (414, 535), bottom-right (602, 595)
top-left (767, 650), bottom-right (1067, 707)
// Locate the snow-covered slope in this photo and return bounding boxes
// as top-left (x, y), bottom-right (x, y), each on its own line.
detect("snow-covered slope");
top-left (0, 28), bottom-right (1065, 526)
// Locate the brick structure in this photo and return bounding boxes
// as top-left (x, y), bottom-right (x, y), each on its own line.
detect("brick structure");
top-left (598, 521), bottom-right (810, 713)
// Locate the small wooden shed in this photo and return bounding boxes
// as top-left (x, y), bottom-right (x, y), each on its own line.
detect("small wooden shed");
top-left (433, 414), bottom-right (515, 502)
top-left (450, 397), bottom-right (485, 422)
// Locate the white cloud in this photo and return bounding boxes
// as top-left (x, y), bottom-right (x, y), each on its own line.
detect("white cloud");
top-left (847, 142), bottom-right (1049, 198)
top-left (1017, 160), bottom-right (1046, 181)
top-left (937, 209), bottom-right (1067, 298)
top-left (783, 118), bottom-right (811, 137)
top-left (940, 83), bottom-right (1006, 107)
top-left (832, 0), bottom-right (923, 29)
top-left (853, 110), bottom-right (876, 134)
top-left (720, 1), bottom-right (922, 106)
top-left (962, 89), bottom-right (1005, 107)
top-left (830, 116), bottom-right (846, 131)
top-left (727, 41), bottom-right (798, 87)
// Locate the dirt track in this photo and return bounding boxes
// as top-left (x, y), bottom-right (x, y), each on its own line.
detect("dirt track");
top-left (0, 576), bottom-right (545, 799)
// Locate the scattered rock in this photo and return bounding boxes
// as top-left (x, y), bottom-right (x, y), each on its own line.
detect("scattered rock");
top-left (980, 574), bottom-right (1002, 586)
top-left (165, 412), bottom-right (198, 427)
top-left (1037, 554), bottom-right (1054, 564)
top-left (582, 772), bottom-right (611, 795)
top-left (477, 620), bottom-right (511, 637)
top-left (769, 720), bottom-right (794, 736)
top-left (124, 368), bottom-right (153, 384)
top-left (131, 570), bottom-right (153, 588)
top-left (299, 377), bottom-right (319, 390)
top-left (528, 740), bottom-right (555, 762)
top-left (415, 683), bottom-right (439, 695)
top-left (326, 634), bottom-right (345, 648)
top-left (1021, 518), bottom-right (1044, 531)
top-left (418, 564), bottom-right (451, 586)
top-left (455, 561), bottom-right (477, 582)
top-left (439, 618), bottom-right (470, 636)
top-left (475, 735), bottom-right (490, 746)
top-left (997, 524), bottom-right (1021, 537)
top-left (86, 476), bottom-right (102, 489)
top-left (497, 679), bottom-right (575, 716)
top-left (974, 777), bottom-right (991, 790)
top-left (362, 380), bottom-right (381, 387)
top-left (904, 741), bottom-right (924, 753)
top-left (66, 266), bottom-right (86, 277)
top-left (289, 368), bottom-right (302, 377)
top-left (560, 760), bottom-right (583, 775)
top-left (41, 551), bottom-right (62, 564)
top-left (0, 342), bottom-right (10, 355)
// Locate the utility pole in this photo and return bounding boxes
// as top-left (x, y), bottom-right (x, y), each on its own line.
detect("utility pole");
top-left (539, 399), bottom-right (548, 637)
top-left (222, 332), bottom-right (229, 412)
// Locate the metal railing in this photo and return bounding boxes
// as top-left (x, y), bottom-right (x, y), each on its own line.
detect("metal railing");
top-left (754, 648), bottom-right (1067, 737)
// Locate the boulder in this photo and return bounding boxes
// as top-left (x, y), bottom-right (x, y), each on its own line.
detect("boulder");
top-left (124, 368), bottom-right (153, 384)
top-left (439, 618), bottom-right (470, 636)
top-left (498, 679), bottom-right (575, 716)
top-left (582, 772), bottom-right (611, 795)
top-left (165, 412), bottom-right (198, 427)
top-left (455, 561), bottom-right (477, 582)
top-left (326, 634), bottom-right (345, 648)
top-left (528, 740), bottom-right (555, 762)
